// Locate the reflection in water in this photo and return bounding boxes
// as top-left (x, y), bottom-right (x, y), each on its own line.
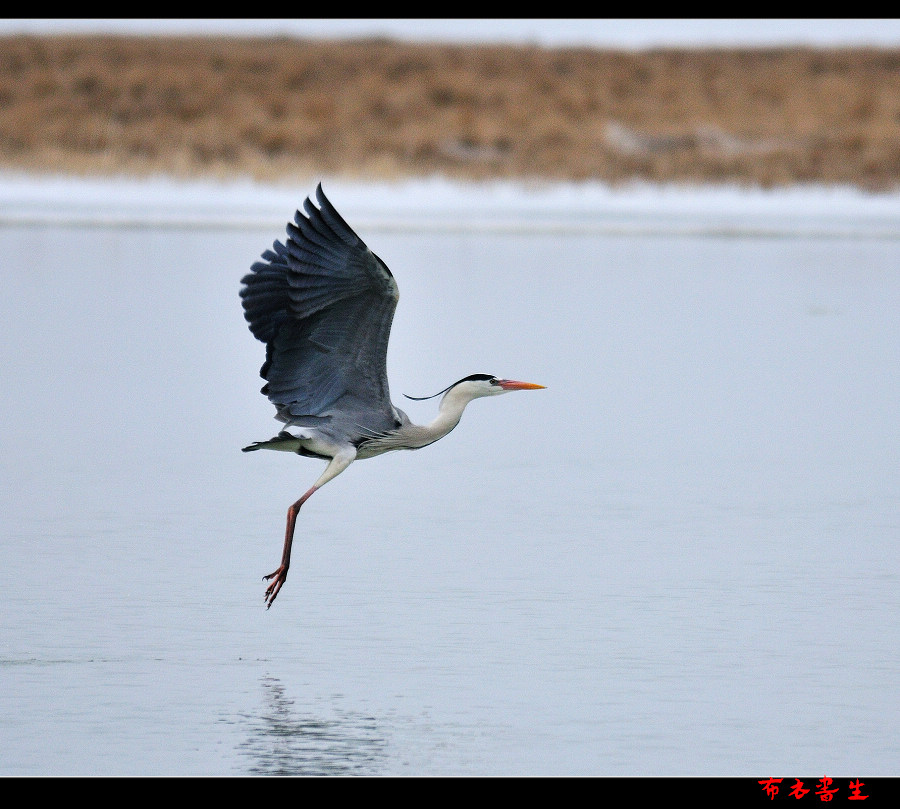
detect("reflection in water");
top-left (237, 676), bottom-right (388, 776)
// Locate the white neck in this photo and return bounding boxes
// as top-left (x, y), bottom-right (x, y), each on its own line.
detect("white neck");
top-left (398, 384), bottom-right (481, 449)
top-left (428, 384), bottom-right (476, 436)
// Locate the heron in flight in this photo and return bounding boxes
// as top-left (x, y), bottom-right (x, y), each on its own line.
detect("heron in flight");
top-left (240, 184), bottom-right (545, 607)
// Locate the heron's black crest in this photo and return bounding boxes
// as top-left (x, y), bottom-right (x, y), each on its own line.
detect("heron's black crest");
top-left (404, 374), bottom-right (497, 401)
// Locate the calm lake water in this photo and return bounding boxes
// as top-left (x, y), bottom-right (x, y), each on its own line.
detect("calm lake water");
top-left (1, 184), bottom-right (898, 775)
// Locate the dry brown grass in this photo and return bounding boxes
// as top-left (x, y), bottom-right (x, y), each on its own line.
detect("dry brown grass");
top-left (2, 34), bottom-right (900, 189)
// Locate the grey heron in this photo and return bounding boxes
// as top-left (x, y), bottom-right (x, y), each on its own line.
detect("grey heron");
top-left (240, 184), bottom-right (545, 608)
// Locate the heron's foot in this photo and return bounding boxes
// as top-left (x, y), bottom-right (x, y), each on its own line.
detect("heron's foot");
top-left (263, 565), bottom-right (288, 609)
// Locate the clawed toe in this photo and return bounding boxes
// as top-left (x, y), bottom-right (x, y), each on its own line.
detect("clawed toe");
top-left (263, 566), bottom-right (287, 608)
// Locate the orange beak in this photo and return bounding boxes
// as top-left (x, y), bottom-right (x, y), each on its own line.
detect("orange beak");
top-left (497, 379), bottom-right (546, 391)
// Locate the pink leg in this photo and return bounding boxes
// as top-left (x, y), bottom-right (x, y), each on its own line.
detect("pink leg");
top-left (260, 448), bottom-right (356, 609)
top-left (263, 485), bottom-right (318, 608)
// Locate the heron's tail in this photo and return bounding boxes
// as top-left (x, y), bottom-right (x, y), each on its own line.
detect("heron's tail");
top-left (242, 431), bottom-right (304, 453)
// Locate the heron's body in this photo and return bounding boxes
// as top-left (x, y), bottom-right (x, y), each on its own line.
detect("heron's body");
top-left (241, 184), bottom-right (544, 607)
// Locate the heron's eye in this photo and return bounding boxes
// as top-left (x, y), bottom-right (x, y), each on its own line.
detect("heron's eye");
top-left (489, 378), bottom-right (500, 385)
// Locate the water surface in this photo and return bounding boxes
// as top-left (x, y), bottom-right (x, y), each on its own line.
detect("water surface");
top-left (1, 192), bottom-right (897, 775)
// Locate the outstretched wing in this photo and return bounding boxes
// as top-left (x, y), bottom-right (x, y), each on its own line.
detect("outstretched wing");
top-left (240, 184), bottom-right (399, 425)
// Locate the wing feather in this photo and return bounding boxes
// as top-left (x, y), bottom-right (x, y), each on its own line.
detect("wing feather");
top-left (240, 185), bottom-right (400, 427)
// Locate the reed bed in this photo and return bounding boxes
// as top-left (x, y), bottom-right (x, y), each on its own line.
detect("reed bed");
top-left (2, 35), bottom-right (899, 188)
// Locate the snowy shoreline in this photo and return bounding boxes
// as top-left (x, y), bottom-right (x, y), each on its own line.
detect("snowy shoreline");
top-left (2, 171), bottom-right (899, 239)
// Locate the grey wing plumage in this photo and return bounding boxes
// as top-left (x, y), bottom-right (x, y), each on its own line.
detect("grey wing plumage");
top-left (240, 184), bottom-right (400, 426)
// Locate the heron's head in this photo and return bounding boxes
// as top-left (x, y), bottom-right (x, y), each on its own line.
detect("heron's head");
top-left (462, 374), bottom-right (546, 399)
top-left (406, 373), bottom-right (545, 405)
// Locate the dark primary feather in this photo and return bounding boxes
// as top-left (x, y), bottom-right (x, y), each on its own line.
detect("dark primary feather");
top-left (240, 184), bottom-right (400, 430)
